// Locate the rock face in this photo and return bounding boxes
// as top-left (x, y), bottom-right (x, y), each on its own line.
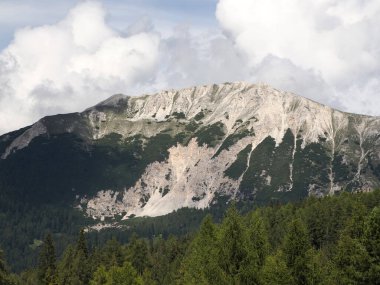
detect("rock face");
top-left (1, 82), bottom-right (380, 218)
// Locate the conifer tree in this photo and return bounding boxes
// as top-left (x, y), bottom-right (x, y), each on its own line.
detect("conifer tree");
top-left (57, 245), bottom-right (79, 285)
top-left (90, 265), bottom-right (108, 285)
top-left (75, 229), bottom-right (91, 284)
top-left (57, 230), bottom-right (91, 285)
top-left (107, 262), bottom-right (143, 285)
top-left (259, 251), bottom-right (294, 285)
top-left (128, 235), bottom-right (148, 275)
top-left (0, 249), bottom-right (6, 274)
top-left (37, 233), bottom-right (57, 285)
top-left (178, 214), bottom-right (227, 285)
top-left (141, 269), bottom-right (157, 285)
top-left (303, 248), bottom-right (333, 285)
top-left (77, 228), bottom-right (89, 258)
top-left (0, 248), bottom-right (15, 285)
top-left (364, 207), bottom-right (380, 260)
top-left (103, 238), bottom-right (125, 268)
top-left (90, 262), bottom-right (143, 285)
top-left (334, 235), bottom-right (370, 284)
top-left (218, 205), bottom-right (248, 283)
top-left (239, 211), bottom-right (270, 284)
top-left (282, 218), bottom-right (311, 284)
top-left (364, 207), bottom-right (380, 284)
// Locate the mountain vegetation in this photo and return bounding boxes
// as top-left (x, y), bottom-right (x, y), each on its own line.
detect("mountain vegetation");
top-left (1, 83), bottom-right (380, 283)
top-left (1, 82), bottom-right (380, 220)
top-left (1, 190), bottom-right (379, 284)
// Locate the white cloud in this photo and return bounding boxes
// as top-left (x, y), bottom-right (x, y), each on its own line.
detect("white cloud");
top-left (154, 27), bottom-right (249, 91)
top-left (0, 1), bottom-right (160, 134)
top-left (251, 55), bottom-right (337, 107)
top-left (0, 1), bottom-right (250, 134)
top-left (340, 78), bottom-right (380, 116)
top-left (1, 0), bottom-right (380, 134)
top-left (216, 0), bottom-right (380, 114)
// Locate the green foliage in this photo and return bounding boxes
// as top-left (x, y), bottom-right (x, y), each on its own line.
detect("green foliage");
top-left (76, 229), bottom-right (89, 258)
top-left (238, 213), bottom-right (270, 284)
top-left (91, 262), bottom-right (143, 285)
top-left (364, 207), bottom-right (380, 283)
top-left (179, 207), bottom-right (272, 285)
top-left (0, 128), bottom-right (197, 272)
top-left (292, 140), bottom-right (330, 197)
top-left (237, 128), bottom-right (339, 204)
top-left (245, 212), bottom-right (270, 267)
top-left (184, 121), bottom-right (199, 132)
top-left (37, 233), bottom-right (57, 285)
top-left (224, 144), bottom-right (252, 180)
top-left (252, 129), bottom-right (305, 204)
top-left (192, 122), bottom-right (226, 148)
top-left (178, 215), bottom-right (226, 285)
top-left (193, 110), bottom-right (207, 121)
top-left (0, 199), bottom-right (89, 272)
top-left (334, 235), bottom-right (370, 284)
top-left (0, 249), bottom-right (8, 275)
top-left (2, 121), bottom-right (374, 278)
top-left (332, 154), bottom-right (351, 183)
top-left (0, 190), bottom-right (380, 284)
top-left (92, 238), bottom-right (125, 269)
top-left (239, 136), bottom-right (276, 199)
top-left (259, 251), bottom-right (294, 285)
top-left (0, 248), bottom-right (16, 285)
top-left (213, 126), bottom-right (254, 158)
top-left (56, 230), bottom-right (91, 285)
top-left (267, 128), bottom-right (294, 191)
top-left (127, 235), bottom-right (148, 275)
top-left (282, 218), bottom-right (311, 284)
top-left (364, 206), bottom-right (380, 260)
top-left (0, 129), bottom-right (189, 207)
top-left (171, 112), bottom-right (186, 120)
top-left (160, 186), bottom-right (170, 197)
top-left (90, 265), bottom-right (108, 285)
top-left (303, 194), bottom-right (366, 249)
top-left (218, 206), bottom-right (248, 280)
top-left (305, 249), bottom-right (334, 285)
top-left (56, 245), bottom-right (76, 284)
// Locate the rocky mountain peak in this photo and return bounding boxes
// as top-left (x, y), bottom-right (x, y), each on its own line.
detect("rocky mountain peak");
top-left (1, 82), bottom-right (380, 221)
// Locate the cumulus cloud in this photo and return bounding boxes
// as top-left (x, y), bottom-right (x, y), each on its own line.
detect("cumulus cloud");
top-left (251, 55), bottom-right (337, 107)
top-left (0, 1), bottom-right (160, 133)
top-left (155, 26), bottom-right (249, 90)
top-left (1, 0), bottom-right (380, 134)
top-left (216, 0), bottom-right (380, 114)
top-left (0, 1), bottom-right (250, 134)
top-left (342, 78), bottom-right (380, 115)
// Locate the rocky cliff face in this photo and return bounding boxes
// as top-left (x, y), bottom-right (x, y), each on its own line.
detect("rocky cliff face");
top-left (1, 82), bottom-right (380, 219)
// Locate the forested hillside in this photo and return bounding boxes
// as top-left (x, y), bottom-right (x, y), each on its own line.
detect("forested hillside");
top-left (1, 190), bottom-right (379, 284)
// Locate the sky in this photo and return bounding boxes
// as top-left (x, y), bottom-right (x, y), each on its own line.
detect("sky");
top-left (0, 0), bottom-right (379, 134)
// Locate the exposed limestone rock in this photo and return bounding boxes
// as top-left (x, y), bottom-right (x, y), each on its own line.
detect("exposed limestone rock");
top-left (86, 190), bottom-right (126, 219)
top-left (2, 82), bottom-right (380, 219)
top-left (84, 138), bottom-right (247, 218)
top-left (80, 83), bottom-right (380, 218)
top-left (1, 121), bottom-right (47, 159)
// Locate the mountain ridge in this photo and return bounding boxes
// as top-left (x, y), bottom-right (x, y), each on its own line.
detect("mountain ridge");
top-left (1, 82), bottom-right (380, 220)
top-left (2, 81), bottom-right (378, 155)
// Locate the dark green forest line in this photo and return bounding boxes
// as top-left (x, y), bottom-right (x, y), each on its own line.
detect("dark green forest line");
top-left (0, 192), bottom-right (228, 272)
top-left (1, 190), bottom-right (380, 284)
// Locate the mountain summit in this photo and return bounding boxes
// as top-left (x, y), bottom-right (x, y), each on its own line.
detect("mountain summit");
top-left (1, 82), bottom-right (380, 219)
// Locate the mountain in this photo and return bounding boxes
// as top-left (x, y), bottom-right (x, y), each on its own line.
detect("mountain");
top-left (1, 82), bottom-right (380, 221)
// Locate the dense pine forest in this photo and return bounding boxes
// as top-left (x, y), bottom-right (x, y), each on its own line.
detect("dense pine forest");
top-left (1, 190), bottom-right (380, 284)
